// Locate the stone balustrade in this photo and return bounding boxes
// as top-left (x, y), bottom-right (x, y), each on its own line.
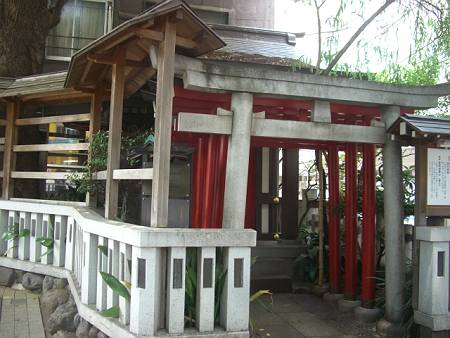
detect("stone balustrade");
top-left (415, 226), bottom-right (450, 332)
top-left (0, 200), bottom-right (256, 338)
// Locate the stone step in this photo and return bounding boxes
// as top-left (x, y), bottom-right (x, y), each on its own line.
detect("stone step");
top-left (252, 243), bottom-right (306, 259)
top-left (251, 275), bottom-right (292, 293)
top-left (251, 257), bottom-right (294, 277)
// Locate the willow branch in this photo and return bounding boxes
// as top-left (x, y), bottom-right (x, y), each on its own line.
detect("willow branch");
top-left (322, 0), bottom-right (396, 75)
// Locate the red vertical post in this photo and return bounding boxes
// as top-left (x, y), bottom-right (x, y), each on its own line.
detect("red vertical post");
top-left (192, 136), bottom-right (206, 228)
top-left (202, 135), bottom-right (218, 228)
top-left (328, 145), bottom-right (341, 293)
top-left (361, 143), bottom-right (376, 307)
top-left (344, 143), bottom-right (358, 300)
top-left (212, 135), bottom-right (228, 228)
top-left (245, 147), bottom-right (257, 229)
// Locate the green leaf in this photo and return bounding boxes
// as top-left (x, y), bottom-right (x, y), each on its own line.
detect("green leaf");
top-left (100, 272), bottom-right (131, 301)
top-left (36, 237), bottom-right (54, 248)
top-left (2, 231), bottom-right (17, 241)
top-left (18, 229), bottom-right (30, 238)
top-left (250, 290), bottom-right (272, 302)
top-left (98, 245), bottom-right (108, 256)
top-left (101, 306), bottom-right (120, 318)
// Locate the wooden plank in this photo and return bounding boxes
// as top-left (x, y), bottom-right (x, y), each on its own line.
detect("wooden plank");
top-left (47, 164), bottom-right (85, 170)
top-left (13, 143), bottom-right (89, 152)
top-left (113, 168), bottom-right (153, 180)
top-left (11, 171), bottom-right (76, 180)
top-left (15, 113), bottom-right (91, 126)
top-left (137, 28), bottom-right (196, 50)
top-left (92, 170), bottom-right (107, 180)
top-left (151, 18), bottom-right (177, 227)
top-left (88, 54), bottom-right (149, 68)
top-left (2, 100), bottom-right (18, 199)
top-left (105, 50), bottom-right (126, 220)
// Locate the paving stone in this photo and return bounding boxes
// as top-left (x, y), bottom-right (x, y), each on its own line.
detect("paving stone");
top-left (251, 323), bottom-right (306, 338)
top-left (283, 312), bottom-right (342, 337)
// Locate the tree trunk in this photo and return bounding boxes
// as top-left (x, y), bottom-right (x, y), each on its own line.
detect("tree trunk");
top-left (0, 0), bottom-right (66, 77)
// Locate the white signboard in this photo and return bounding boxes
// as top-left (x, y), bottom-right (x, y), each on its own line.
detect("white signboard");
top-left (427, 148), bottom-right (450, 206)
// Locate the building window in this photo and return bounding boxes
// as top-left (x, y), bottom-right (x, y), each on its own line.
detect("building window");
top-left (146, 1), bottom-right (229, 25)
top-left (46, 0), bottom-right (112, 60)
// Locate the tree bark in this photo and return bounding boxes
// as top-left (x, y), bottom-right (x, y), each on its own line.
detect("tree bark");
top-left (0, 0), bottom-right (66, 77)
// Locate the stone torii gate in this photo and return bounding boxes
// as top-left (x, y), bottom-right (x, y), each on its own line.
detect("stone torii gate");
top-left (60, 0), bottom-right (450, 335)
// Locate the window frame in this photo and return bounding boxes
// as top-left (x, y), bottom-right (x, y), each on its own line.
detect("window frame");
top-left (45, 0), bottom-right (112, 61)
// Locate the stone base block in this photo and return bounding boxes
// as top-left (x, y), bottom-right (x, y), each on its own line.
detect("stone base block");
top-left (354, 306), bottom-right (382, 323)
top-left (312, 285), bottom-right (329, 297)
top-left (338, 299), bottom-right (361, 313)
top-left (323, 292), bottom-right (344, 303)
top-left (376, 318), bottom-right (406, 338)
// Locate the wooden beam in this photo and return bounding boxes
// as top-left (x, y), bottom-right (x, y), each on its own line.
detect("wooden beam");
top-left (2, 100), bottom-right (18, 199)
top-left (21, 89), bottom-right (91, 103)
top-left (11, 171), bottom-right (75, 180)
top-left (136, 28), bottom-right (164, 42)
top-left (88, 54), bottom-right (149, 68)
top-left (105, 49), bottom-right (126, 220)
top-left (151, 19), bottom-right (177, 227)
top-left (113, 168), bottom-right (153, 180)
top-left (13, 143), bottom-right (89, 152)
top-left (15, 113), bottom-right (91, 126)
top-left (137, 28), bottom-right (197, 50)
top-left (92, 170), bottom-right (107, 180)
top-left (80, 61), bottom-right (93, 84)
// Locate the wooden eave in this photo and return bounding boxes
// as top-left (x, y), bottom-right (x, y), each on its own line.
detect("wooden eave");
top-left (0, 72), bottom-right (90, 104)
top-left (389, 114), bottom-right (450, 143)
top-left (65, 0), bottom-right (225, 97)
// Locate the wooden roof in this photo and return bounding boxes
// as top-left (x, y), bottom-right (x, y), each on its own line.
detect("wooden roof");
top-left (65, 0), bottom-right (225, 97)
top-left (389, 114), bottom-right (450, 140)
top-left (0, 72), bottom-right (90, 104)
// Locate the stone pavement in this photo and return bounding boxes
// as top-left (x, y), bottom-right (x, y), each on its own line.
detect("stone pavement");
top-left (0, 287), bottom-right (45, 338)
top-left (251, 293), bottom-right (379, 338)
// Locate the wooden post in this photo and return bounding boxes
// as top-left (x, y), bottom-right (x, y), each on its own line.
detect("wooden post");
top-left (317, 150), bottom-right (324, 287)
top-left (2, 100), bottom-right (18, 199)
top-left (412, 143), bottom-right (427, 310)
top-left (86, 86), bottom-right (104, 207)
top-left (151, 18), bottom-right (177, 227)
top-left (105, 51), bottom-right (126, 220)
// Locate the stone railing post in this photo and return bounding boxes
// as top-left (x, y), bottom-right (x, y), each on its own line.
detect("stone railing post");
top-left (196, 247), bottom-right (216, 332)
top-left (220, 247), bottom-right (251, 332)
top-left (53, 215), bottom-right (67, 267)
top-left (81, 231), bottom-right (98, 304)
top-left (130, 246), bottom-right (162, 336)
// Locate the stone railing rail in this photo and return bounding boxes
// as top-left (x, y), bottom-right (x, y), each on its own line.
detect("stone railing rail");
top-left (0, 199), bottom-right (256, 338)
